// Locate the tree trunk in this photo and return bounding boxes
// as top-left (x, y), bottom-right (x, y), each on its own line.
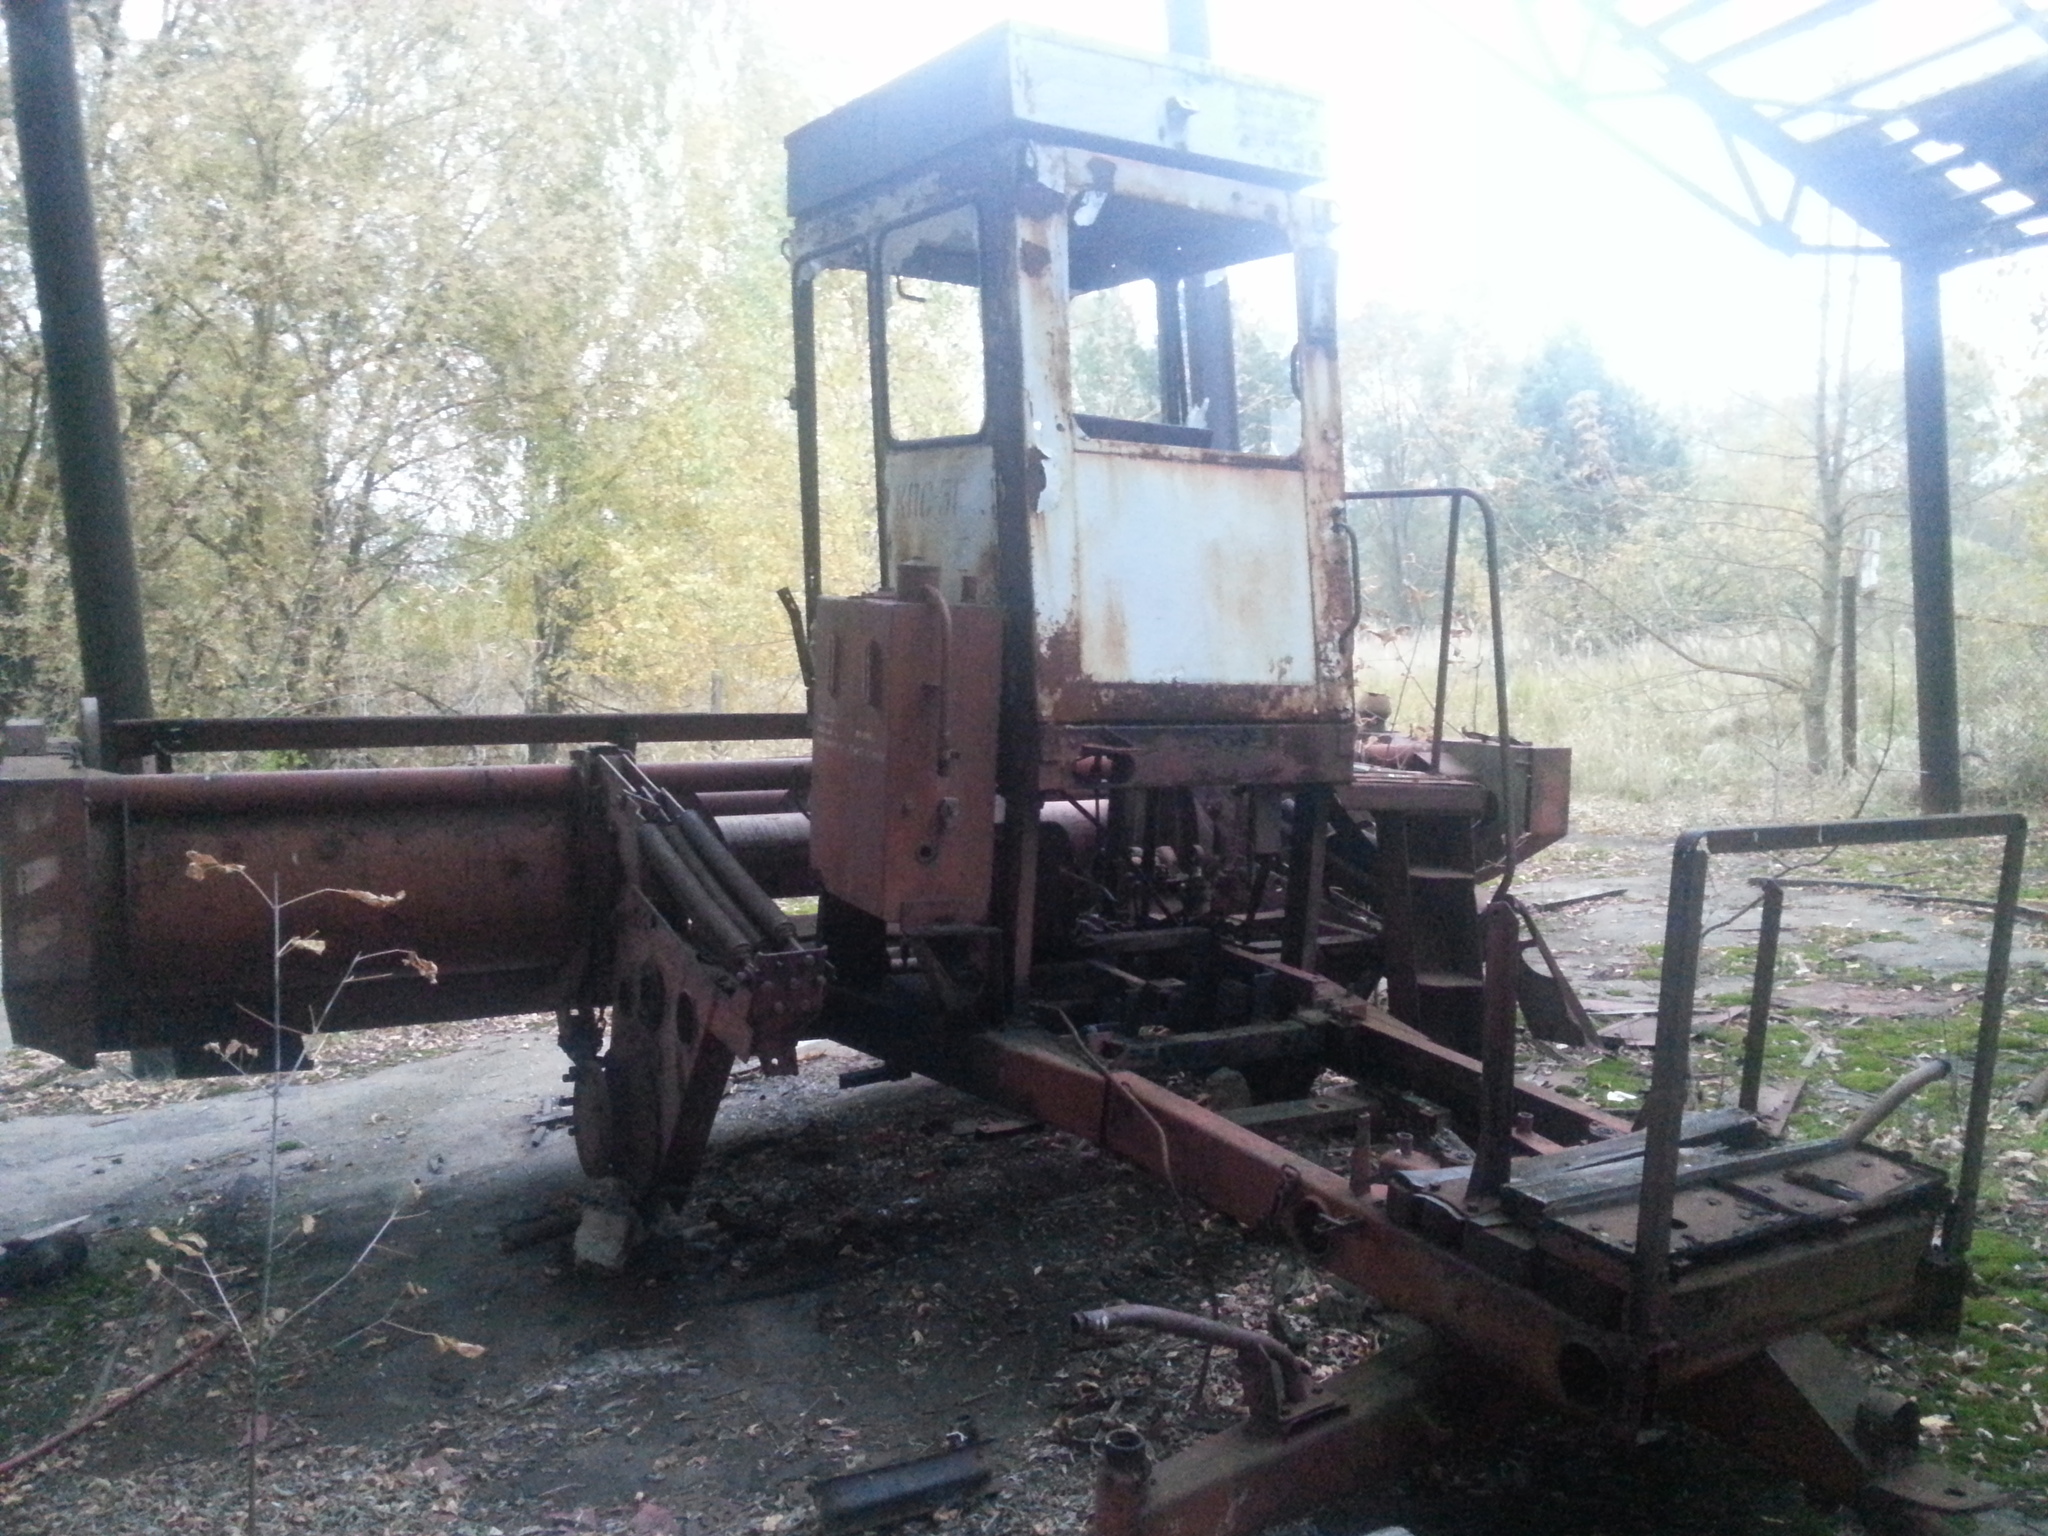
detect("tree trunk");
top-left (1800, 265), bottom-right (1857, 776)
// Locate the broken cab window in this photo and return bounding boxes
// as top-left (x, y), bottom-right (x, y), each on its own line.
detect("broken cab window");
top-left (1067, 198), bottom-right (1299, 456)
top-left (881, 207), bottom-right (986, 444)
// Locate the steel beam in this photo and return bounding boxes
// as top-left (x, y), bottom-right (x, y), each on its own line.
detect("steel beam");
top-left (1901, 257), bottom-right (1962, 814)
top-left (104, 710), bottom-right (809, 760)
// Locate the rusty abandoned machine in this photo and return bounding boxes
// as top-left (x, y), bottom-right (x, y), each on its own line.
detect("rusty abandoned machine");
top-left (1, 20), bottom-right (2026, 1533)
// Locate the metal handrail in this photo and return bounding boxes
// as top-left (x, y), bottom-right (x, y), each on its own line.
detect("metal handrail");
top-left (94, 709), bottom-right (810, 766)
top-left (1341, 487), bottom-right (1516, 893)
top-left (1634, 812), bottom-right (2028, 1341)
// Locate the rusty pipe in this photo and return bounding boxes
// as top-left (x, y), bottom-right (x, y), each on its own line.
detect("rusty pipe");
top-left (639, 822), bottom-right (752, 964)
top-left (1072, 1305), bottom-right (1311, 1404)
top-left (1092, 1426), bottom-right (1150, 1536)
top-left (657, 822), bottom-right (758, 949)
top-left (84, 757), bottom-right (809, 816)
top-left (1840, 1057), bottom-right (1952, 1147)
top-left (718, 810), bottom-right (817, 897)
top-left (673, 805), bottom-right (798, 949)
top-left (696, 789), bottom-right (797, 817)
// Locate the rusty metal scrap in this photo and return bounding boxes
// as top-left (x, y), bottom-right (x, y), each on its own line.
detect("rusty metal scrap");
top-left (1072, 1305), bottom-right (1314, 1428)
top-left (810, 1431), bottom-right (992, 1535)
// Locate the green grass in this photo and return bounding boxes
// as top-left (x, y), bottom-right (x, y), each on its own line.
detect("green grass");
top-left (1868, 1227), bottom-right (2048, 1503)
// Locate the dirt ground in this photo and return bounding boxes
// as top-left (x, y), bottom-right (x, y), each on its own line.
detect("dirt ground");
top-left (4, 815), bottom-right (2048, 1536)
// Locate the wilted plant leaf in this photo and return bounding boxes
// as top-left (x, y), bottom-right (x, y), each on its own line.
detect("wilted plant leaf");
top-left (282, 935), bottom-right (328, 956)
top-left (430, 1333), bottom-right (486, 1358)
top-left (148, 1226), bottom-right (207, 1258)
top-left (336, 888), bottom-right (405, 908)
top-left (400, 951), bottom-right (439, 984)
top-left (184, 850), bottom-right (247, 881)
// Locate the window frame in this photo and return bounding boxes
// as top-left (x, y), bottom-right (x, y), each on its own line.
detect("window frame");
top-left (1063, 191), bottom-right (1308, 463)
top-left (873, 201), bottom-right (992, 451)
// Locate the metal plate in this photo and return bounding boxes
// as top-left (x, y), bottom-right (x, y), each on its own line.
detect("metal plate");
top-left (1537, 1145), bottom-right (1946, 1267)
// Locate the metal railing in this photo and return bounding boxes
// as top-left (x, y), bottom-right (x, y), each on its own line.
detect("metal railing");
top-left (86, 705), bottom-right (810, 770)
top-left (1340, 487), bottom-right (1516, 890)
top-left (1632, 812), bottom-right (2028, 1339)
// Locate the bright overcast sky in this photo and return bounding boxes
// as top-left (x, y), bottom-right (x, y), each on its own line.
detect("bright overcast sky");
top-left (757, 0), bottom-right (2048, 416)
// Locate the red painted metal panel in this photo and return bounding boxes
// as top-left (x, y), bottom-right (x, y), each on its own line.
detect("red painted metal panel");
top-left (809, 589), bottom-right (1002, 926)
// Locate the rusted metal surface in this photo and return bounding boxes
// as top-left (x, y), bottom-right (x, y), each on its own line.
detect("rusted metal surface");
top-left (567, 752), bottom-right (826, 1194)
top-left (1665, 1330), bottom-right (1994, 1516)
top-left (1634, 814), bottom-right (2027, 1339)
top-left (811, 1435), bottom-right (992, 1535)
top-left (1739, 878), bottom-right (1786, 1112)
top-left (1841, 1058), bottom-right (1953, 1145)
top-left (2, 20), bottom-right (1983, 1525)
top-left (1335, 769), bottom-right (1485, 818)
top-left (1344, 489), bottom-right (1517, 887)
top-left (1017, 147), bottom-right (1352, 749)
top-left (1668, 1332), bottom-right (1913, 1503)
top-left (103, 711), bottom-right (808, 762)
top-left (1086, 1329), bottom-right (1511, 1536)
top-left (84, 756), bottom-right (809, 813)
top-left (822, 1002), bottom-right (1636, 1410)
top-left (1466, 900), bottom-right (1521, 1202)
top-left (1073, 1306), bottom-right (1313, 1422)
top-left (1092, 1427), bottom-right (1151, 1536)
top-left (0, 755), bottom-right (815, 1068)
top-left (825, 964), bottom-right (1953, 1432)
top-left (808, 579), bottom-right (1003, 928)
top-left (0, 770), bottom-right (101, 1067)
top-left (1043, 721), bottom-right (1352, 793)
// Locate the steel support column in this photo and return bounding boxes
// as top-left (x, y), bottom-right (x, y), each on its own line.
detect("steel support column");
top-left (1900, 256), bottom-right (1961, 814)
top-left (4, 0), bottom-right (153, 728)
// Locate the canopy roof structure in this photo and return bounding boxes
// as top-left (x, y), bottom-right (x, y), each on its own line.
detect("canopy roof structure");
top-left (1454, 0), bottom-right (2048, 811)
top-left (1486, 0), bottom-right (2048, 272)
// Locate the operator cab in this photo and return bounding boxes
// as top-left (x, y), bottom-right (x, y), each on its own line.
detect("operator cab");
top-left (787, 25), bottom-right (1353, 983)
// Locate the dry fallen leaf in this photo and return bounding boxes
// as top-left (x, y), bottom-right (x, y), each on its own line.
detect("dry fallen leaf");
top-left (300, 1214), bottom-right (316, 1235)
top-left (408, 1453), bottom-right (464, 1490)
top-left (429, 1333), bottom-right (486, 1359)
